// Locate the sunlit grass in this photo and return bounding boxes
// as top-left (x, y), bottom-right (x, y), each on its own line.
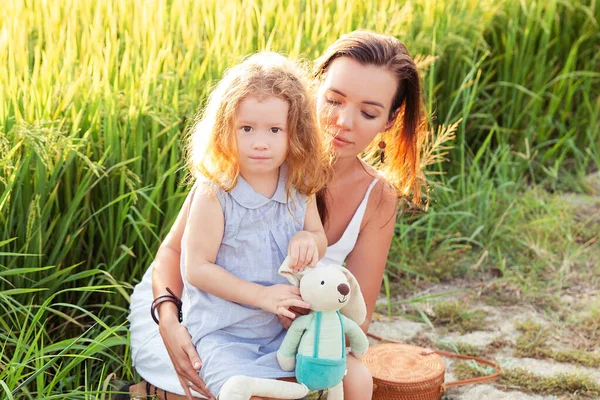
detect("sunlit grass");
top-left (1, 0), bottom-right (599, 397)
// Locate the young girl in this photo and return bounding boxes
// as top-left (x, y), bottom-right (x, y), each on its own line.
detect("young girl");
top-left (166, 52), bottom-right (330, 398)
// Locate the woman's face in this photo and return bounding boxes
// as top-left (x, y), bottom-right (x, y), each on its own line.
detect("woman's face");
top-left (316, 57), bottom-right (398, 159)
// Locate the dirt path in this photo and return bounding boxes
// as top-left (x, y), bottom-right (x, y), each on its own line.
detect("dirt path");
top-left (367, 283), bottom-right (600, 399)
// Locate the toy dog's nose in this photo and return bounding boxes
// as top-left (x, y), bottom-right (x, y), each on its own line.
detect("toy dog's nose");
top-left (337, 283), bottom-right (349, 296)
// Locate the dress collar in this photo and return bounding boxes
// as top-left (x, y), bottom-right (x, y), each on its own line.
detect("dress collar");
top-left (229, 165), bottom-right (288, 209)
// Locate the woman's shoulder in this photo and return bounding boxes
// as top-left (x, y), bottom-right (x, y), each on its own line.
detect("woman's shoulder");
top-left (357, 159), bottom-right (397, 200)
top-left (358, 160), bottom-right (398, 226)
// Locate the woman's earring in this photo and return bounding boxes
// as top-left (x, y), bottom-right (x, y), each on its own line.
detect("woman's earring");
top-left (379, 141), bottom-right (386, 163)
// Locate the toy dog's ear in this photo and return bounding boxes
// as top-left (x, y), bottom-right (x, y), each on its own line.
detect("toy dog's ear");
top-left (277, 256), bottom-right (309, 287)
top-left (335, 265), bottom-right (367, 325)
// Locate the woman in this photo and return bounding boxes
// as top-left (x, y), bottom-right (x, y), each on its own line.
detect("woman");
top-left (125, 30), bottom-right (425, 400)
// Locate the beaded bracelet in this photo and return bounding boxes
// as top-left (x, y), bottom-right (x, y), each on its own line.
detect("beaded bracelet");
top-left (150, 287), bottom-right (183, 324)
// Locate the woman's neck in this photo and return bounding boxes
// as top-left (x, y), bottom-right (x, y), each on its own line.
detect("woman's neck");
top-left (331, 155), bottom-right (362, 184)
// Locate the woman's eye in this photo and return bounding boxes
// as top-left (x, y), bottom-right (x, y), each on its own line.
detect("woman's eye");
top-left (325, 98), bottom-right (340, 106)
top-left (362, 112), bottom-right (376, 120)
top-left (269, 127), bottom-right (281, 134)
top-left (241, 126), bottom-right (253, 132)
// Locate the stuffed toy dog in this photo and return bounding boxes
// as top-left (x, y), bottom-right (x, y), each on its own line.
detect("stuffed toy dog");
top-left (219, 257), bottom-right (369, 400)
top-left (277, 258), bottom-right (370, 398)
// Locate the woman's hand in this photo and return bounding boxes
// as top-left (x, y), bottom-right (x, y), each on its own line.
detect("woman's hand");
top-left (287, 231), bottom-right (320, 272)
top-left (158, 310), bottom-right (215, 400)
top-left (257, 284), bottom-right (310, 319)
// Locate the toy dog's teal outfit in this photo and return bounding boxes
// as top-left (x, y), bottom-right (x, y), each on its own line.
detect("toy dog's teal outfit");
top-left (278, 308), bottom-right (369, 391)
top-left (295, 311), bottom-right (346, 390)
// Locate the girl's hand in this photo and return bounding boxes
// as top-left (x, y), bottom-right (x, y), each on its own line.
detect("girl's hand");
top-left (288, 231), bottom-right (320, 272)
top-left (258, 284), bottom-right (310, 319)
top-left (158, 312), bottom-right (215, 400)
top-left (277, 305), bottom-right (311, 329)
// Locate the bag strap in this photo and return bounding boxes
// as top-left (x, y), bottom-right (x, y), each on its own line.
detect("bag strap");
top-left (366, 332), bottom-right (502, 388)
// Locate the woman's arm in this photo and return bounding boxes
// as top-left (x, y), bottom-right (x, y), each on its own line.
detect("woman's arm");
top-left (152, 192), bottom-right (190, 300)
top-left (343, 181), bottom-right (398, 333)
top-left (150, 189), bottom-right (215, 399)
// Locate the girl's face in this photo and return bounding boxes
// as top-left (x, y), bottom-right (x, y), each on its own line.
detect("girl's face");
top-left (316, 57), bottom-right (398, 159)
top-left (235, 95), bottom-right (289, 178)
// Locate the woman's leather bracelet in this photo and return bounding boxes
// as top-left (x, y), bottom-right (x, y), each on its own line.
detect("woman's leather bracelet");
top-left (150, 287), bottom-right (183, 324)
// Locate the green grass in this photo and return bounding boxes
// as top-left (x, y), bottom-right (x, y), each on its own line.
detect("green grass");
top-left (568, 304), bottom-right (600, 351)
top-left (430, 300), bottom-right (487, 333)
top-left (514, 318), bottom-right (600, 368)
top-left (454, 364), bottom-right (600, 398)
top-left (1, 0), bottom-right (599, 397)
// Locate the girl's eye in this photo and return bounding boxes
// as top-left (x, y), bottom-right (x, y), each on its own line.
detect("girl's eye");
top-left (325, 98), bottom-right (340, 106)
top-left (269, 127), bottom-right (281, 134)
top-left (241, 126), bottom-right (253, 133)
top-left (320, 281), bottom-right (325, 285)
top-left (362, 112), bottom-right (376, 120)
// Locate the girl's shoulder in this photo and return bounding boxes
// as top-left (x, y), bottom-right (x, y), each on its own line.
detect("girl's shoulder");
top-left (191, 178), bottom-right (222, 198)
top-left (187, 178), bottom-right (228, 213)
top-left (183, 179), bottom-right (225, 229)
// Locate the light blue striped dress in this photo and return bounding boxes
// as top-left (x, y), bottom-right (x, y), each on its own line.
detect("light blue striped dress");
top-left (180, 166), bottom-right (306, 396)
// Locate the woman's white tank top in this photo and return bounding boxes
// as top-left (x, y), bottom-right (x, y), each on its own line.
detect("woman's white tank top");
top-left (319, 177), bottom-right (379, 266)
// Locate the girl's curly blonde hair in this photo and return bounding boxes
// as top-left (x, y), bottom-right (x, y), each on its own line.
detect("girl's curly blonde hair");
top-left (187, 52), bottom-right (331, 198)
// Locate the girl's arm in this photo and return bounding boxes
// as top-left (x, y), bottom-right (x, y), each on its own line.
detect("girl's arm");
top-left (343, 181), bottom-right (398, 333)
top-left (184, 186), bottom-right (256, 303)
top-left (288, 195), bottom-right (328, 270)
top-left (304, 195), bottom-right (328, 258)
top-left (185, 187), bottom-right (309, 315)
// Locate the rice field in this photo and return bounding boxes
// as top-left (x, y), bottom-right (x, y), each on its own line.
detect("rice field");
top-left (1, 0), bottom-right (598, 398)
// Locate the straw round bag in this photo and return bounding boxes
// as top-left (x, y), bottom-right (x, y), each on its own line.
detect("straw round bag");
top-left (363, 333), bottom-right (502, 400)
